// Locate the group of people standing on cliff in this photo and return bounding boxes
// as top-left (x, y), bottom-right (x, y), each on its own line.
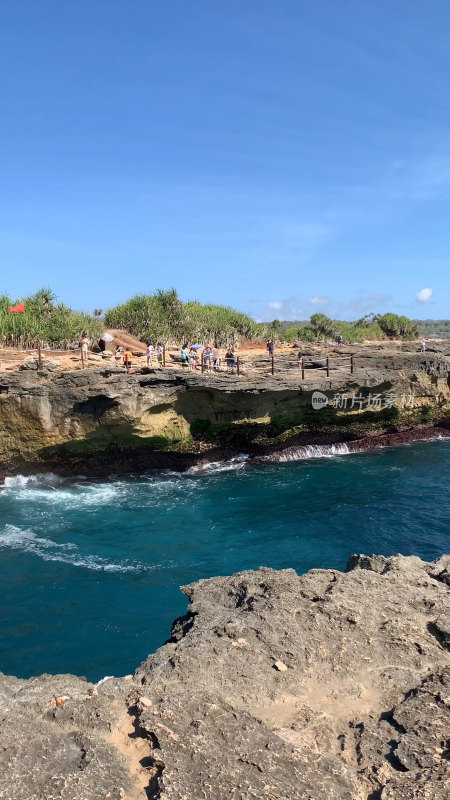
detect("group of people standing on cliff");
top-left (80, 335), bottom-right (239, 375)
top-left (146, 343), bottom-right (236, 372)
top-left (116, 344), bottom-right (164, 374)
top-left (145, 343), bottom-right (164, 366)
top-left (121, 338), bottom-right (274, 375)
top-left (180, 345), bottom-right (237, 372)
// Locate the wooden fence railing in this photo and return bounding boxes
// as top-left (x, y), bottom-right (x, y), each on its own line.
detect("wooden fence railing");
top-left (0, 346), bottom-right (355, 378)
top-left (232, 355), bottom-right (354, 378)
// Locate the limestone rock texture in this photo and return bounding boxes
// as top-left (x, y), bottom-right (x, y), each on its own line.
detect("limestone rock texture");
top-left (0, 347), bottom-right (449, 478)
top-left (1, 554), bottom-right (449, 798)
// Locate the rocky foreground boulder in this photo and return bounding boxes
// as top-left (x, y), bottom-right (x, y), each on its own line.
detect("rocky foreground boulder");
top-left (0, 554), bottom-right (449, 799)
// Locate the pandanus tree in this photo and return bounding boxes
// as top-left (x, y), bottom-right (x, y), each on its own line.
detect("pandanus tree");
top-left (105, 291), bottom-right (259, 347)
top-left (0, 288), bottom-right (102, 348)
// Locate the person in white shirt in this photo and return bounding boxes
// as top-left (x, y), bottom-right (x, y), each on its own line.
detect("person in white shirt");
top-left (213, 346), bottom-right (222, 370)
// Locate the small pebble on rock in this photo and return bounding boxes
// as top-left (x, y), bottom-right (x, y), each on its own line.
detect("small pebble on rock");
top-left (139, 696), bottom-right (152, 708)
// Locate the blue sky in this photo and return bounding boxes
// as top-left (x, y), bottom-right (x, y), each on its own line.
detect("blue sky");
top-left (0, 1), bottom-right (449, 320)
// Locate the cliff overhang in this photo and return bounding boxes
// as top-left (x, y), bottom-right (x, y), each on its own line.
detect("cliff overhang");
top-left (0, 349), bottom-right (449, 478)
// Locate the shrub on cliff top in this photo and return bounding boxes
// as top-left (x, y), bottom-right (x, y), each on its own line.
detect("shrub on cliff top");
top-left (0, 288), bottom-right (102, 348)
top-left (377, 313), bottom-right (420, 339)
top-left (104, 289), bottom-right (188, 344)
top-left (283, 311), bottom-right (417, 344)
top-left (104, 290), bottom-right (259, 346)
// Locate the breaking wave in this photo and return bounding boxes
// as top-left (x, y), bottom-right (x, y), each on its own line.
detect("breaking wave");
top-left (1, 476), bottom-right (122, 507)
top-left (0, 525), bottom-right (148, 573)
top-left (186, 454), bottom-right (249, 474)
top-left (3, 473), bottom-right (63, 488)
top-left (262, 443), bottom-right (353, 462)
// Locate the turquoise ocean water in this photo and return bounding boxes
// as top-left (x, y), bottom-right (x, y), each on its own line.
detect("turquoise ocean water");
top-left (0, 439), bottom-right (449, 681)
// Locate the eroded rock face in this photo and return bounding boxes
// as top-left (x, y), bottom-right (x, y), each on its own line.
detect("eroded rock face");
top-left (0, 554), bottom-right (449, 798)
top-left (0, 348), bottom-right (449, 478)
top-left (0, 673), bottom-right (138, 800)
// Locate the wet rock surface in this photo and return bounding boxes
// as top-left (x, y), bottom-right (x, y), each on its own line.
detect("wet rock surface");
top-left (1, 554), bottom-right (449, 798)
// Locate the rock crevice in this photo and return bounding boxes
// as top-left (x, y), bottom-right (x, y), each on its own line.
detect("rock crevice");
top-left (1, 554), bottom-right (449, 798)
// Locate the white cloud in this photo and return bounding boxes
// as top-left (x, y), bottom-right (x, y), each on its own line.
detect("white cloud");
top-left (309, 296), bottom-right (330, 308)
top-left (261, 295), bottom-right (309, 321)
top-left (259, 291), bottom-right (396, 322)
top-left (336, 293), bottom-right (394, 316)
top-left (415, 288), bottom-right (433, 303)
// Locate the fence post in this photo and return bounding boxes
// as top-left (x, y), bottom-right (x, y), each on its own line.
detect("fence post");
top-left (237, 356), bottom-right (240, 376)
top-left (326, 357), bottom-right (329, 377)
top-left (163, 345), bottom-right (166, 367)
top-left (301, 359), bottom-right (305, 380)
top-left (38, 347), bottom-right (42, 371)
top-left (350, 354), bottom-right (354, 374)
top-left (271, 355), bottom-right (274, 376)
top-left (201, 350), bottom-right (205, 373)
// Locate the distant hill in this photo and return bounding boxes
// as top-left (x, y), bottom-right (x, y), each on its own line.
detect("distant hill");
top-left (280, 320), bottom-right (309, 332)
top-left (413, 319), bottom-right (450, 339)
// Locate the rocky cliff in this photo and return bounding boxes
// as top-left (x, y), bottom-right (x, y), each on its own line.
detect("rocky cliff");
top-left (0, 347), bottom-right (449, 477)
top-left (0, 554), bottom-right (449, 799)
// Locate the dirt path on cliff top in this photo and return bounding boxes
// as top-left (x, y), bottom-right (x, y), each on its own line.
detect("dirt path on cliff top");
top-left (106, 699), bottom-right (157, 800)
top-left (0, 334), bottom-right (447, 375)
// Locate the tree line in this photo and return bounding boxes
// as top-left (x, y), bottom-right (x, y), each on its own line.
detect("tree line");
top-left (103, 289), bottom-right (261, 345)
top-left (0, 288), bottom-right (262, 348)
top-left (0, 289), bottom-right (103, 348)
top-left (281, 312), bottom-right (420, 344)
top-left (0, 288), bottom-right (425, 349)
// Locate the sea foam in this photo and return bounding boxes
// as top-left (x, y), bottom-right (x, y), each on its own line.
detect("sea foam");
top-left (264, 443), bottom-right (352, 462)
top-left (3, 473), bottom-right (63, 488)
top-left (2, 476), bottom-right (121, 508)
top-left (0, 525), bottom-right (146, 573)
top-left (186, 454), bottom-right (248, 475)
